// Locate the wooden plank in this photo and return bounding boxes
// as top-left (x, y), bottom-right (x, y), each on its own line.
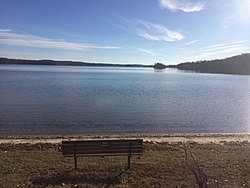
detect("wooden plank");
top-left (61, 142), bottom-right (141, 147)
top-left (62, 139), bottom-right (143, 146)
top-left (62, 144), bottom-right (143, 149)
top-left (62, 145), bottom-right (143, 151)
top-left (62, 146), bottom-right (143, 152)
top-left (62, 139), bottom-right (142, 143)
top-left (62, 145), bottom-right (143, 150)
top-left (62, 145), bottom-right (142, 150)
top-left (62, 143), bottom-right (143, 147)
top-left (63, 153), bottom-right (142, 157)
top-left (62, 149), bottom-right (143, 155)
top-left (62, 143), bottom-right (143, 148)
top-left (62, 149), bottom-right (143, 154)
top-left (62, 149), bottom-right (142, 154)
top-left (62, 148), bottom-right (143, 152)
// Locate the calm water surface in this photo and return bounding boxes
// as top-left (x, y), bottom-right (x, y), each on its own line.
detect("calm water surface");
top-left (0, 64), bottom-right (250, 135)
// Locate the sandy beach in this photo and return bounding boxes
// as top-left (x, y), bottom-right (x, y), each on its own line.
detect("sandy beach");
top-left (0, 133), bottom-right (250, 144)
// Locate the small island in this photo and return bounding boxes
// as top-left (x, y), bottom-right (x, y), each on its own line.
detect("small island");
top-left (153, 63), bottom-right (167, 69)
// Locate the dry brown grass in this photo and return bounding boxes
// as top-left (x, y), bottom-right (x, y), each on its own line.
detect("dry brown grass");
top-left (0, 141), bottom-right (250, 187)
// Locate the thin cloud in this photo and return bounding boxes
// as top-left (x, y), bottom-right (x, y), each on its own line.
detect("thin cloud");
top-left (202, 41), bottom-right (246, 50)
top-left (0, 29), bottom-right (120, 51)
top-left (186, 41), bottom-right (249, 58)
top-left (126, 19), bottom-right (184, 42)
top-left (134, 48), bottom-right (156, 56)
top-left (159, 0), bottom-right (205, 12)
top-left (0, 29), bottom-right (11, 32)
top-left (181, 40), bottom-right (198, 46)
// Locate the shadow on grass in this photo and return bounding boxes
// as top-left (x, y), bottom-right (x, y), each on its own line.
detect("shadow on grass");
top-left (32, 167), bottom-right (128, 187)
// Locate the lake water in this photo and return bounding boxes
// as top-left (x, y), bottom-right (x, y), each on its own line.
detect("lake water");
top-left (0, 64), bottom-right (250, 135)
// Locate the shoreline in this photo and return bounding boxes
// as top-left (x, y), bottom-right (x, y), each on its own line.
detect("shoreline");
top-left (0, 133), bottom-right (250, 144)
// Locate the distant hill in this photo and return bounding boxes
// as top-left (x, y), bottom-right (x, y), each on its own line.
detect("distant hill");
top-left (0, 57), bottom-right (149, 68)
top-left (168, 54), bottom-right (250, 75)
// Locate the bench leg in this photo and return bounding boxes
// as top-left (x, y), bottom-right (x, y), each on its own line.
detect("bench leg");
top-left (74, 155), bottom-right (77, 170)
top-left (74, 142), bottom-right (77, 170)
top-left (127, 154), bottom-right (131, 169)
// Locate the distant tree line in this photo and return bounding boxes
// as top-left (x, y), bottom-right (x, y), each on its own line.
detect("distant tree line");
top-left (0, 57), bottom-right (147, 68)
top-left (168, 53), bottom-right (250, 75)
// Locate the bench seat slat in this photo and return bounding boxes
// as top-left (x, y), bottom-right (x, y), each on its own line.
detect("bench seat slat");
top-left (62, 146), bottom-right (143, 153)
top-left (62, 144), bottom-right (143, 148)
top-left (63, 153), bottom-right (142, 157)
top-left (62, 146), bottom-right (143, 152)
top-left (62, 151), bottom-right (143, 155)
top-left (62, 140), bottom-right (142, 146)
top-left (62, 149), bottom-right (143, 155)
top-left (62, 141), bottom-right (142, 145)
top-left (62, 144), bottom-right (142, 148)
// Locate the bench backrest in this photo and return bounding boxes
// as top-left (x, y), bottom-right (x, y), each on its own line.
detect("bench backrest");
top-left (62, 139), bottom-right (143, 157)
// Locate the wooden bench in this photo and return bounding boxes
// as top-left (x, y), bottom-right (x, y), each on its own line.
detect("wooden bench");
top-left (62, 139), bottom-right (143, 170)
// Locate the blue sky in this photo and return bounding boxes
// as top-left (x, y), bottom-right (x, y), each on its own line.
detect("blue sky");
top-left (0, 0), bottom-right (250, 65)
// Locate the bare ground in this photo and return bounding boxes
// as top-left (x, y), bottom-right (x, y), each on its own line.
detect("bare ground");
top-left (0, 134), bottom-right (250, 187)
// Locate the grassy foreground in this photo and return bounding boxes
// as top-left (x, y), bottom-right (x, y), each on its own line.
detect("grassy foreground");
top-left (0, 141), bottom-right (250, 187)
